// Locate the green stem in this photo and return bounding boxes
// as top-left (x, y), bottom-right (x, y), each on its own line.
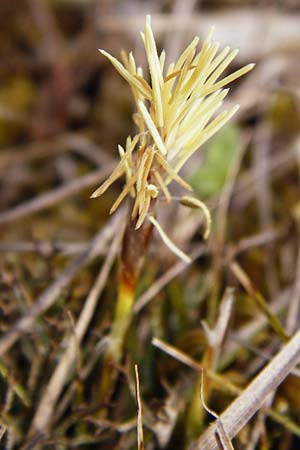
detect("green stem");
top-left (109, 281), bottom-right (135, 362)
top-left (99, 206), bottom-right (154, 406)
top-left (98, 280), bottom-right (135, 405)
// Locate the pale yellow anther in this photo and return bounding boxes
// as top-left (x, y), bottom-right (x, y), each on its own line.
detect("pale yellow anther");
top-left (92, 16), bottom-right (254, 241)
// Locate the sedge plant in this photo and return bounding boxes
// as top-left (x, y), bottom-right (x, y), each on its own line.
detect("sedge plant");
top-left (91, 15), bottom-right (254, 404)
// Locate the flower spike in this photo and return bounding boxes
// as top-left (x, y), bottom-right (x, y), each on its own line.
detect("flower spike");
top-left (92, 15), bottom-right (254, 237)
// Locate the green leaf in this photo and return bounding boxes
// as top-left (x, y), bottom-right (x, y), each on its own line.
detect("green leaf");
top-left (190, 124), bottom-right (241, 198)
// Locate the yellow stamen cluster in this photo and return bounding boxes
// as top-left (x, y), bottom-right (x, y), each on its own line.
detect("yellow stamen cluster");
top-left (91, 15), bottom-right (254, 231)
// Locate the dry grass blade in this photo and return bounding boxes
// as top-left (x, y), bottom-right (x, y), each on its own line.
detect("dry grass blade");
top-left (0, 426), bottom-right (7, 442)
top-left (208, 133), bottom-right (249, 324)
top-left (0, 241), bottom-right (89, 255)
top-left (188, 329), bottom-right (300, 450)
top-left (221, 289), bottom-right (291, 369)
top-left (0, 134), bottom-right (110, 173)
top-left (0, 165), bottom-right (114, 226)
top-left (200, 370), bottom-right (235, 450)
top-left (0, 211), bottom-right (122, 357)
top-left (213, 288), bottom-right (234, 347)
top-left (230, 261), bottom-right (288, 341)
top-left (252, 124), bottom-right (278, 297)
top-left (134, 225), bottom-right (284, 315)
top-left (29, 230), bottom-right (120, 435)
top-left (152, 337), bottom-right (239, 396)
top-left (215, 422), bottom-right (236, 450)
top-left (202, 287), bottom-right (234, 370)
top-left (0, 362), bottom-right (31, 407)
top-left (134, 365), bottom-right (144, 450)
top-left (286, 221), bottom-right (300, 334)
top-left (228, 226), bottom-right (285, 259)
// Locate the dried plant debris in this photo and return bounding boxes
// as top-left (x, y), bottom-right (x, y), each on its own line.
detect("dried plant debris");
top-left (1, 1), bottom-right (300, 450)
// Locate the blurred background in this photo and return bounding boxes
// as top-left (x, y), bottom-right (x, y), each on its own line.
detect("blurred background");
top-left (1, 1), bottom-right (300, 449)
top-left (1, 0), bottom-right (300, 236)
